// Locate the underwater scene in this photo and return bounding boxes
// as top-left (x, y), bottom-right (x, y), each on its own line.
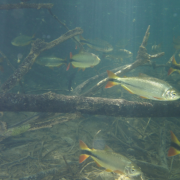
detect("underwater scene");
top-left (1, 0), bottom-right (180, 179)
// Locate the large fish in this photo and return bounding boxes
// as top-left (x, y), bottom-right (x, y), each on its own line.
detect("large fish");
top-left (36, 56), bottom-right (66, 68)
top-left (11, 34), bottom-right (34, 46)
top-left (168, 56), bottom-right (180, 75)
top-left (79, 140), bottom-right (141, 177)
top-left (168, 131), bottom-right (180, 157)
top-left (105, 70), bottom-right (180, 101)
top-left (67, 51), bottom-right (100, 71)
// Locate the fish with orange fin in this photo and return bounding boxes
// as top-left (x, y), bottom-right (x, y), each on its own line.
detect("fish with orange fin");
top-left (168, 131), bottom-right (180, 157)
top-left (66, 51), bottom-right (100, 71)
top-left (168, 56), bottom-right (180, 75)
top-left (105, 70), bottom-right (180, 101)
top-left (79, 140), bottom-right (141, 177)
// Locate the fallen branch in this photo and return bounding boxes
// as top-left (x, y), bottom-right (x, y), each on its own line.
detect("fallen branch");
top-left (0, 27), bottom-right (83, 93)
top-left (0, 92), bottom-right (180, 117)
top-left (0, 3), bottom-right (54, 10)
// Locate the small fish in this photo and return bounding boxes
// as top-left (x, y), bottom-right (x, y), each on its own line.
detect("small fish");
top-left (67, 51), bottom-right (100, 71)
top-left (36, 57), bottom-right (67, 68)
top-left (11, 34), bottom-right (34, 46)
top-left (79, 36), bottom-right (113, 53)
top-left (79, 140), bottom-right (141, 177)
top-left (105, 70), bottom-right (180, 101)
top-left (151, 43), bottom-right (161, 54)
top-left (168, 131), bottom-right (180, 157)
top-left (168, 56), bottom-right (180, 75)
top-left (104, 49), bottom-right (132, 61)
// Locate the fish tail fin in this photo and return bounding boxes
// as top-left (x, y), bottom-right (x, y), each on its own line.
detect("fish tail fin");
top-left (168, 67), bottom-right (176, 75)
top-left (66, 63), bottom-right (70, 71)
top-left (105, 81), bottom-right (119, 88)
top-left (79, 154), bottom-right (90, 163)
top-left (107, 70), bottom-right (119, 79)
top-left (79, 140), bottom-right (91, 163)
top-left (105, 70), bottom-right (120, 88)
top-left (172, 56), bottom-right (178, 65)
top-left (168, 131), bottom-right (180, 157)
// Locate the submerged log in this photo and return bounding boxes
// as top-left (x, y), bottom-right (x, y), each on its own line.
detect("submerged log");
top-left (0, 92), bottom-right (180, 117)
top-left (0, 27), bottom-right (83, 93)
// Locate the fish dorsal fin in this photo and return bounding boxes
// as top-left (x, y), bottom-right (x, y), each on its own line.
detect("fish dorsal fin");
top-left (104, 145), bottom-right (113, 152)
top-left (138, 73), bottom-right (150, 78)
top-left (170, 131), bottom-right (180, 145)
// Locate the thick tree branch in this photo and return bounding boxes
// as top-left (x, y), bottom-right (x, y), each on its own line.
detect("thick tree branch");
top-left (0, 92), bottom-right (179, 117)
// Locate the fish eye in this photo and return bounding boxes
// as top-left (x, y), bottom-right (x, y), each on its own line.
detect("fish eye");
top-left (172, 92), bottom-right (176, 97)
